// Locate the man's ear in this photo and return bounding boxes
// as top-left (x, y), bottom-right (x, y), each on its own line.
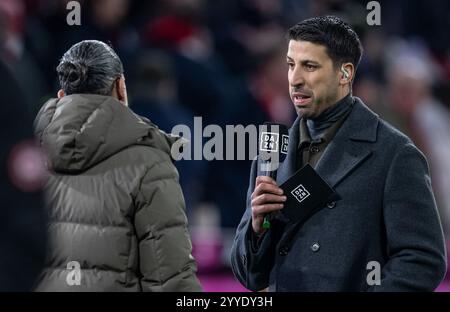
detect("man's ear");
top-left (115, 76), bottom-right (128, 106)
top-left (339, 63), bottom-right (355, 85)
top-left (57, 89), bottom-right (65, 98)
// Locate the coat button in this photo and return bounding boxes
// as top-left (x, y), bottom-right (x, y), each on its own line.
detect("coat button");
top-left (310, 145), bottom-right (320, 153)
top-left (311, 243), bottom-right (320, 252)
top-left (279, 246), bottom-right (289, 256)
top-left (327, 201), bottom-right (336, 209)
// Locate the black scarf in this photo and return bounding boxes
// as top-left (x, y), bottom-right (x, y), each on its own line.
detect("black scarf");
top-left (306, 93), bottom-right (353, 140)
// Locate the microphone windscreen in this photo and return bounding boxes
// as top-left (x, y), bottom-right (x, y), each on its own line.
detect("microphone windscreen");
top-left (258, 122), bottom-right (289, 169)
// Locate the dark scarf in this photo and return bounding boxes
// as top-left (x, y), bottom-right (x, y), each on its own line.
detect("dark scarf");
top-left (306, 93), bottom-right (354, 140)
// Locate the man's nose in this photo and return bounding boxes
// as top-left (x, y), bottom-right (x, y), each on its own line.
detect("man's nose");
top-left (289, 67), bottom-right (305, 87)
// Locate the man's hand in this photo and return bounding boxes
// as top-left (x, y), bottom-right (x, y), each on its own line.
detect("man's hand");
top-left (251, 176), bottom-right (286, 235)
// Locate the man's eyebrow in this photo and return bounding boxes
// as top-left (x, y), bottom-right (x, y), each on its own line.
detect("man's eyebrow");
top-left (300, 60), bottom-right (320, 65)
top-left (286, 56), bottom-right (320, 65)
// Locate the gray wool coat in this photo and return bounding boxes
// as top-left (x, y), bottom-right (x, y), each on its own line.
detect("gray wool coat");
top-left (231, 97), bottom-right (447, 291)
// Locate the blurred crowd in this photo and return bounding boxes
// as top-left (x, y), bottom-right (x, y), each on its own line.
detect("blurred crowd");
top-left (1, 0), bottom-right (450, 290)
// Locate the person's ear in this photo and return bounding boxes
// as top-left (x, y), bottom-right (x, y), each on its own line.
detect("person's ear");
top-left (57, 89), bottom-right (65, 98)
top-left (115, 76), bottom-right (128, 106)
top-left (339, 63), bottom-right (354, 85)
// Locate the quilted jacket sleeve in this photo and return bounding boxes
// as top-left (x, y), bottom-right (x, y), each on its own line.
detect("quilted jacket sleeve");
top-left (133, 157), bottom-right (201, 292)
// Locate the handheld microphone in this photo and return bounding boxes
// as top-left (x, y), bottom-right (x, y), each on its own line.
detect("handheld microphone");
top-left (258, 122), bottom-right (289, 229)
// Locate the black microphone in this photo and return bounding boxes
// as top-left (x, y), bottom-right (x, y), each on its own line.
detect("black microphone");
top-left (258, 122), bottom-right (289, 229)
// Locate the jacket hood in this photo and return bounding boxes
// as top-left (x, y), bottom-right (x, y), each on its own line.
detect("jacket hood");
top-left (34, 94), bottom-right (179, 173)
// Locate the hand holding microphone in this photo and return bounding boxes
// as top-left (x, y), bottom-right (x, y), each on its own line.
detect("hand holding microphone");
top-left (251, 176), bottom-right (286, 235)
top-left (251, 123), bottom-right (289, 235)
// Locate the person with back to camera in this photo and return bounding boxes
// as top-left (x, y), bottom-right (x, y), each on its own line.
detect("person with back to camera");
top-left (34, 40), bottom-right (201, 291)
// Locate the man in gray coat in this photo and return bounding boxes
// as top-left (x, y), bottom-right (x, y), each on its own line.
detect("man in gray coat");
top-left (231, 16), bottom-right (447, 291)
top-left (34, 40), bottom-right (201, 291)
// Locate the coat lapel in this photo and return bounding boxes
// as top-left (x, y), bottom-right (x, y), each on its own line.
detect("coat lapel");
top-left (275, 97), bottom-right (379, 189)
top-left (315, 98), bottom-right (379, 188)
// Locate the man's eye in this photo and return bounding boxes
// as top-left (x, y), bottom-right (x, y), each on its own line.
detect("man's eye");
top-left (305, 64), bottom-right (316, 71)
top-left (287, 62), bottom-right (294, 69)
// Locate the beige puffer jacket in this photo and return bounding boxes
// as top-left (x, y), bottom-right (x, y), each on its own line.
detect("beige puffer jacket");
top-left (34, 94), bottom-right (201, 291)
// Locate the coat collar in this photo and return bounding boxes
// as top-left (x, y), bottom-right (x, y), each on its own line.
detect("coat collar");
top-left (276, 97), bottom-right (379, 189)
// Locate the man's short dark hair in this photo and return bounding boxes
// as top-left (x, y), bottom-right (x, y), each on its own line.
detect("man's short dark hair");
top-left (287, 16), bottom-right (363, 70)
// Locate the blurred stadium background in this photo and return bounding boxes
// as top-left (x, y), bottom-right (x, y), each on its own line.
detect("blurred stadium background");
top-left (1, 0), bottom-right (449, 291)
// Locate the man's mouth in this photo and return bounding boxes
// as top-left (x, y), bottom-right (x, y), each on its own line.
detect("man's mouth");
top-left (292, 93), bottom-right (312, 106)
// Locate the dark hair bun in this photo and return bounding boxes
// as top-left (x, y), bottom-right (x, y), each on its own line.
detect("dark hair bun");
top-left (57, 40), bottom-right (123, 95)
top-left (57, 61), bottom-right (88, 93)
